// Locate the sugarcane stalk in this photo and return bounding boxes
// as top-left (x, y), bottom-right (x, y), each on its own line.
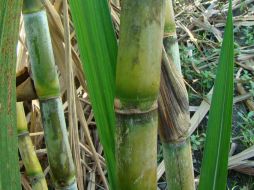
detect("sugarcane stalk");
top-left (115, 0), bottom-right (165, 189)
top-left (159, 49), bottom-right (195, 190)
top-left (22, 0), bottom-right (77, 189)
top-left (164, 0), bottom-right (181, 72)
top-left (0, 1), bottom-right (22, 189)
top-left (17, 102), bottom-right (48, 190)
top-left (158, 1), bottom-right (195, 188)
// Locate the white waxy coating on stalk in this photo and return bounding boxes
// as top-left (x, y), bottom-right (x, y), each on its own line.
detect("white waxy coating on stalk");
top-left (23, 10), bottom-right (59, 99)
top-left (23, 10), bottom-right (55, 67)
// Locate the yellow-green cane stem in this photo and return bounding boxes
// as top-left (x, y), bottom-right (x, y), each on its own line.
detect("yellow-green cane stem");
top-left (116, 0), bottom-right (165, 108)
top-left (115, 0), bottom-right (165, 189)
top-left (116, 109), bottom-right (158, 189)
top-left (18, 135), bottom-right (48, 190)
top-left (17, 102), bottom-right (48, 190)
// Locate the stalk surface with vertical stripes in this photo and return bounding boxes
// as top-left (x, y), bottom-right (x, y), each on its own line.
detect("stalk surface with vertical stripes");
top-left (23, 0), bottom-right (77, 189)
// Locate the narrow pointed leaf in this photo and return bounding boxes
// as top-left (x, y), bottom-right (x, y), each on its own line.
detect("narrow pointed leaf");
top-left (198, 1), bottom-right (234, 190)
top-left (0, 0), bottom-right (22, 189)
top-left (68, 1), bottom-right (117, 189)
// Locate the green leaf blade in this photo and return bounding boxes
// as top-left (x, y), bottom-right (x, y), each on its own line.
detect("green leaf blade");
top-left (69, 1), bottom-right (117, 189)
top-left (198, 1), bottom-right (234, 190)
top-left (0, 0), bottom-right (22, 189)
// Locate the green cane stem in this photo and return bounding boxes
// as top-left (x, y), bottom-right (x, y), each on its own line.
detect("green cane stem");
top-left (158, 1), bottom-right (195, 189)
top-left (23, 1), bottom-right (77, 189)
top-left (115, 0), bottom-right (165, 189)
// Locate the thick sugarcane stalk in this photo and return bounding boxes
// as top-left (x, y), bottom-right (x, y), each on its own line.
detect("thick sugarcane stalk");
top-left (158, 1), bottom-right (195, 188)
top-left (22, 1), bottom-right (77, 189)
top-left (0, 1), bottom-right (22, 189)
top-left (115, 0), bottom-right (165, 189)
top-left (17, 102), bottom-right (48, 190)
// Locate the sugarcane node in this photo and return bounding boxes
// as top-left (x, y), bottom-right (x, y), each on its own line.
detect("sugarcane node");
top-left (55, 180), bottom-right (78, 190)
top-left (163, 31), bottom-right (177, 38)
top-left (29, 173), bottom-right (46, 185)
top-left (158, 110), bottom-right (190, 143)
top-left (22, 0), bottom-right (44, 14)
top-left (159, 126), bottom-right (189, 143)
top-left (164, 138), bottom-right (190, 147)
top-left (164, 35), bottom-right (178, 44)
top-left (114, 99), bottom-right (158, 115)
top-left (116, 109), bottom-right (158, 128)
top-left (159, 132), bottom-right (189, 144)
top-left (115, 106), bottom-right (158, 115)
top-left (17, 131), bottom-right (29, 137)
top-left (39, 95), bottom-right (61, 101)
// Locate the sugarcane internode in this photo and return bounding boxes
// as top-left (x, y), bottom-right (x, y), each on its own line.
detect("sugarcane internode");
top-left (115, 103), bottom-right (158, 189)
top-left (23, 1), bottom-right (77, 189)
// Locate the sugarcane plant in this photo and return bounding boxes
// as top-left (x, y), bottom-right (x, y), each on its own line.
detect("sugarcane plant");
top-left (0, 0), bottom-right (234, 189)
top-left (115, 0), bottom-right (165, 189)
top-left (0, 1), bottom-right (22, 189)
top-left (22, 0), bottom-right (77, 189)
top-left (158, 0), bottom-right (195, 189)
top-left (16, 102), bottom-right (48, 190)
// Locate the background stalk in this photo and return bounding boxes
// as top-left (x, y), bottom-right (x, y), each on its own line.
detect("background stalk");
top-left (164, 0), bottom-right (181, 72)
top-left (23, 1), bottom-right (77, 189)
top-left (158, 1), bottom-right (195, 188)
top-left (115, 0), bottom-right (165, 189)
top-left (17, 102), bottom-right (48, 190)
top-left (159, 49), bottom-right (195, 190)
top-left (0, 1), bottom-right (22, 189)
